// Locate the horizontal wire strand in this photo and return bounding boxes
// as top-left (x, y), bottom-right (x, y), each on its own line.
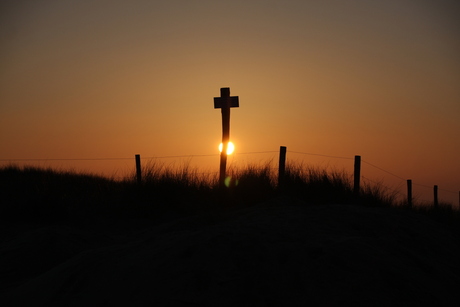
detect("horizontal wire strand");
top-left (289, 151), bottom-right (353, 160)
top-left (361, 160), bottom-right (406, 181)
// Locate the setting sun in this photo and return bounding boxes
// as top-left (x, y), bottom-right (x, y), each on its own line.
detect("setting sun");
top-left (219, 142), bottom-right (235, 155)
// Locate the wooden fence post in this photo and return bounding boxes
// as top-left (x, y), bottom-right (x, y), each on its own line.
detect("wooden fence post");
top-left (434, 185), bottom-right (438, 207)
top-left (278, 146), bottom-right (287, 188)
top-left (407, 179), bottom-right (412, 207)
top-left (353, 155), bottom-right (361, 197)
top-left (135, 154), bottom-right (142, 184)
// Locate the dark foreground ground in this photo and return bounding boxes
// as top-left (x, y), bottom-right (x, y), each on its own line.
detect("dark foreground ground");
top-left (1, 199), bottom-right (460, 306)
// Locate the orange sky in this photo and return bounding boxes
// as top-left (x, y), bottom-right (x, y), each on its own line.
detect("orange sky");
top-left (1, 0), bottom-right (459, 204)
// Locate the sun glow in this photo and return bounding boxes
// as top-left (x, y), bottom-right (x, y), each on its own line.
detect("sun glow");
top-left (219, 142), bottom-right (235, 155)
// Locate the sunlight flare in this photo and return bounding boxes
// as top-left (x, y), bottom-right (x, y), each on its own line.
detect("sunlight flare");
top-left (219, 142), bottom-right (235, 155)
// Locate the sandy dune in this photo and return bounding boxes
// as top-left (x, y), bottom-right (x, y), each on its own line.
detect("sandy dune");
top-left (1, 201), bottom-right (460, 306)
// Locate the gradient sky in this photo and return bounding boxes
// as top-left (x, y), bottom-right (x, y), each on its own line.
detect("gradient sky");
top-left (1, 0), bottom-right (459, 204)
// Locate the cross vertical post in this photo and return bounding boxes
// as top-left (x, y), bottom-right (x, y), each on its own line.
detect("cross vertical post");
top-left (214, 87), bottom-right (239, 188)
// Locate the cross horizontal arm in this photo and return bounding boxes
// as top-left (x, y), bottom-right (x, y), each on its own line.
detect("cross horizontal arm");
top-left (214, 96), bottom-right (239, 109)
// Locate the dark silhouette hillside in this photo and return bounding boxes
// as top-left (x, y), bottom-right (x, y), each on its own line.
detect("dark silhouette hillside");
top-left (1, 164), bottom-right (460, 306)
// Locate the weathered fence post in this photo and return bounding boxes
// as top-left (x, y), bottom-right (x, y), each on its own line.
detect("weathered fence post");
top-left (135, 154), bottom-right (142, 184)
top-left (407, 179), bottom-right (412, 207)
top-left (278, 146), bottom-right (287, 188)
top-left (434, 185), bottom-right (438, 207)
top-left (353, 155), bottom-right (361, 197)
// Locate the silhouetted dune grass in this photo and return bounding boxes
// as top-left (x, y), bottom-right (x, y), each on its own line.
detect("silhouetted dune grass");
top-left (0, 165), bottom-right (120, 221)
top-left (0, 163), bottom-right (458, 228)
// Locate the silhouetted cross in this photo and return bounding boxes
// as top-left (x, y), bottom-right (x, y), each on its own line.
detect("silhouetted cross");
top-left (214, 87), bottom-right (239, 187)
top-left (214, 88), bottom-right (239, 109)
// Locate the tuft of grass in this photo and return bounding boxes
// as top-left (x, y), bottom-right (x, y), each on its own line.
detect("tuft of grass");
top-left (227, 163), bottom-right (276, 204)
top-left (120, 161), bottom-right (218, 219)
top-left (282, 163), bottom-right (354, 204)
top-left (359, 180), bottom-right (400, 207)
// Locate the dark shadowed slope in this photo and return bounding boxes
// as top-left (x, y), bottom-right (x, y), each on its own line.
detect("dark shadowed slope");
top-left (1, 200), bottom-right (460, 306)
